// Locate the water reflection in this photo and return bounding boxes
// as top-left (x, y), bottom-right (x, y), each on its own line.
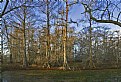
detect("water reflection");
top-left (2, 76), bottom-right (121, 82)
top-left (0, 78), bottom-right (7, 82)
top-left (2, 71), bottom-right (121, 82)
top-left (3, 79), bottom-right (7, 82)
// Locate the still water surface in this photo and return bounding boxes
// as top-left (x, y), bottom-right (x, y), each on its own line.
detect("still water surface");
top-left (2, 70), bottom-right (121, 82)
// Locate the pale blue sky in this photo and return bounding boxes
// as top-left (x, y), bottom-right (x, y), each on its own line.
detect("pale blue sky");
top-left (1, 1), bottom-right (121, 32)
top-left (69, 2), bottom-right (121, 33)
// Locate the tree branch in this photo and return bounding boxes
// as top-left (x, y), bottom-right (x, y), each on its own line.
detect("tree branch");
top-left (3, 5), bottom-right (23, 16)
top-left (1, 0), bottom-right (9, 16)
top-left (91, 15), bottom-right (121, 27)
top-left (81, 2), bottom-right (121, 27)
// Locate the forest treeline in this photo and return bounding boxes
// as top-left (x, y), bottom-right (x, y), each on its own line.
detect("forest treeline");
top-left (0, 0), bottom-right (121, 70)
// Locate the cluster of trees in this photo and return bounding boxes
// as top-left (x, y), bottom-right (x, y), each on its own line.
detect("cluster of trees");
top-left (76, 26), bottom-right (121, 68)
top-left (0, 0), bottom-right (121, 70)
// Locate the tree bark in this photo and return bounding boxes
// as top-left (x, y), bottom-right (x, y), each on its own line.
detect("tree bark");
top-left (63, 0), bottom-right (70, 70)
top-left (23, 5), bottom-right (28, 67)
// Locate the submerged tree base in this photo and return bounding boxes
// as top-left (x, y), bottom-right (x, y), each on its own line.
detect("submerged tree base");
top-left (63, 63), bottom-right (71, 70)
top-left (43, 62), bottom-right (51, 68)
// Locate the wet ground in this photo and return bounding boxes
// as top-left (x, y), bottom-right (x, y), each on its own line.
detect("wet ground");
top-left (2, 69), bottom-right (121, 82)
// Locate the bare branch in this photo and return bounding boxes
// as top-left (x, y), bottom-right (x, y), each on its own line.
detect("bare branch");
top-left (1, 0), bottom-right (9, 16)
top-left (91, 15), bottom-right (121, 27)
top-left (81, 1), bottom-right (121, 27)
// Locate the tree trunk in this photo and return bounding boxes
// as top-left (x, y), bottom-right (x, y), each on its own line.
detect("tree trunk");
top-left (88, 11), bottom-right (95, 69)
top-left (63, 0), bottom-right (70, 70)
top-left (0, 16), bottom-right (3, 82)
top-left (23, 5), bottom-right (28, 67)
top-left (43, 0), bottom-right (50, 68)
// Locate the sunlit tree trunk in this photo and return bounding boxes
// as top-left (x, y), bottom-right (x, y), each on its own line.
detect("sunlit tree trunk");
top-left (63, 0), bottom-right (70, 70)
